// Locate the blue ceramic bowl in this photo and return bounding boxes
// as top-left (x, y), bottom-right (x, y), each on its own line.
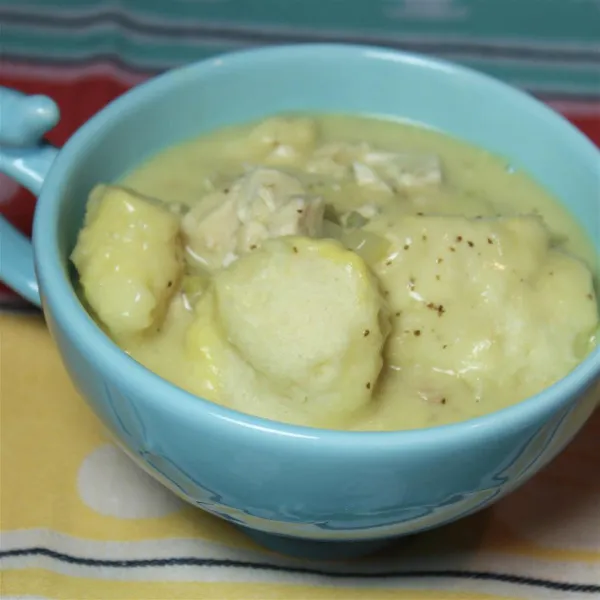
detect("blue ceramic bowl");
top-left (1, 44), bottom-right (599, 560)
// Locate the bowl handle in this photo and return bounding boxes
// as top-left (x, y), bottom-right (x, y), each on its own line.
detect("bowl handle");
top-left (0, 86), bottom-right (61, 306)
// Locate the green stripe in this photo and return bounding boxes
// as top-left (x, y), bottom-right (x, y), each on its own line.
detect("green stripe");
top-left (1, 27), bottom-right (241, 69)
top-left (1, 0), bottom-right (599, 45)
top-left (3, 25), bottom-right (599, 95)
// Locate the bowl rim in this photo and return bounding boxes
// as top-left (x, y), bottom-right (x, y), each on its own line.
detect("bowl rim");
top-left (34, 42), bottom-right (600, 449)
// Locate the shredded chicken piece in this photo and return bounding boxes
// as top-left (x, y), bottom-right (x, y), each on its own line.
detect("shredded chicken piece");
top-left (182, 168), bottom-right (324, 270)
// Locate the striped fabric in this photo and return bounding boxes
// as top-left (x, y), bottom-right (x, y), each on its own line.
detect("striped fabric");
top-left (1, 0), bottom-right (600, 93)
top-left (1, 2), bottom-right (599, 599)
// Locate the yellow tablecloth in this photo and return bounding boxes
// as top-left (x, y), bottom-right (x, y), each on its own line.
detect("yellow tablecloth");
top-left (1, 311), bottom-right (599, 600)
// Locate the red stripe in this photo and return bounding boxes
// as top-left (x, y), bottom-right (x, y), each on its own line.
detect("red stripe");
top-left (566, 114), bottom-right (600, 148)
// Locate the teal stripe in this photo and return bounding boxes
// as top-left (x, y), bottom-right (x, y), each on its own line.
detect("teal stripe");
top-left (0, 0), bottom-right (599, 46)
top-left (2, 25), bottom-right (599, 95)
top-left (1, 27), bottom-right (243, 69)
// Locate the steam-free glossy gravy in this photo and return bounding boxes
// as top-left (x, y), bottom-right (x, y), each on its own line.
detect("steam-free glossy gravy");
top-left (72, 115), bottom-right (599, 430)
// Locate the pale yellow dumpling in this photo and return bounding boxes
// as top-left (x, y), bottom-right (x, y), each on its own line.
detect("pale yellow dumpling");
top-left (72, 185), bottom-right (183, 337)
top-left (373, 214), bottom-right (598, 405)
top-left (185, 236), bottom-right (390, 427)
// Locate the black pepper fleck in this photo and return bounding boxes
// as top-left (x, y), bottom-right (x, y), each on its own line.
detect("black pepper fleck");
top-left (456, 236), bottom-right (463, 242)
top-left (385, 259), bottom-right (393, 266)
top-left (404, 244), bottom-right (410, 250)
top-left (395, 311), bottom-right (401, 317)
top-left (364, 329), bottom-right (370, 337)
top-left (449, 247), bottom-right (456, 252)
top-left (443, 344), bottom-right (448, 349)
top-left (167, 281), bottom-right (173, 288)
top-left (297, 209), bottom-right (303, 214)
top-left (293, 246), bottom-right (298, 253)
top-left (366, 382), bottom-right (371, 390)
top-left (437, 258), bottom-right (444, 264)
top-left (467, 241), bottom-right (475, 247)
top-left (414, 330), bottom-right (421, 337)
top-left (436, 275), bottom-right (441, 281)
top-left (441, 397), bottom-right (447, 405)
top-left (487, 237), bottom-right (493, 244)
top-left (588, 293), bottom-right (594, 300)
top-left (250, 244), bottom-right (257, 250)
top-left (417, 212), bottom-right (424, 216)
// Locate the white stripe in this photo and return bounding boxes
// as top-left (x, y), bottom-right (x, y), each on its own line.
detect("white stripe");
top-left (0, 557), bottom-right (590, 600)
top-left (1, 529), bottom-right (598, 591)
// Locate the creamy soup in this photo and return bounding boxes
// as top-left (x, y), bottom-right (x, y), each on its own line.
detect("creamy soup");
top-left (72, 115), bottom-right (599, 431)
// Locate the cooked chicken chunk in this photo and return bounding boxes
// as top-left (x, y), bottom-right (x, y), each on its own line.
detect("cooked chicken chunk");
top-left (307, 142), bottom-right (442, 190)
top-left (182, 168), bottom-right (324, 270)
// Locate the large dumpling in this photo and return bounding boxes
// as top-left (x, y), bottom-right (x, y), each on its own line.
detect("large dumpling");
top-left (374, 214), bottom-right (598, 405)
top-left (72, 185), bottom-right (183, 337)
top-left (186, 236), bottom-right (391, 427)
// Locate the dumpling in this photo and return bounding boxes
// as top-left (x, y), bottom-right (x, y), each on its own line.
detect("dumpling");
top-left (374, 214), bottom-right (598, 403)
top-left (186, 236), bottom-right (391, 427)
top-left (71, 185), bottom-right (183, 337)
